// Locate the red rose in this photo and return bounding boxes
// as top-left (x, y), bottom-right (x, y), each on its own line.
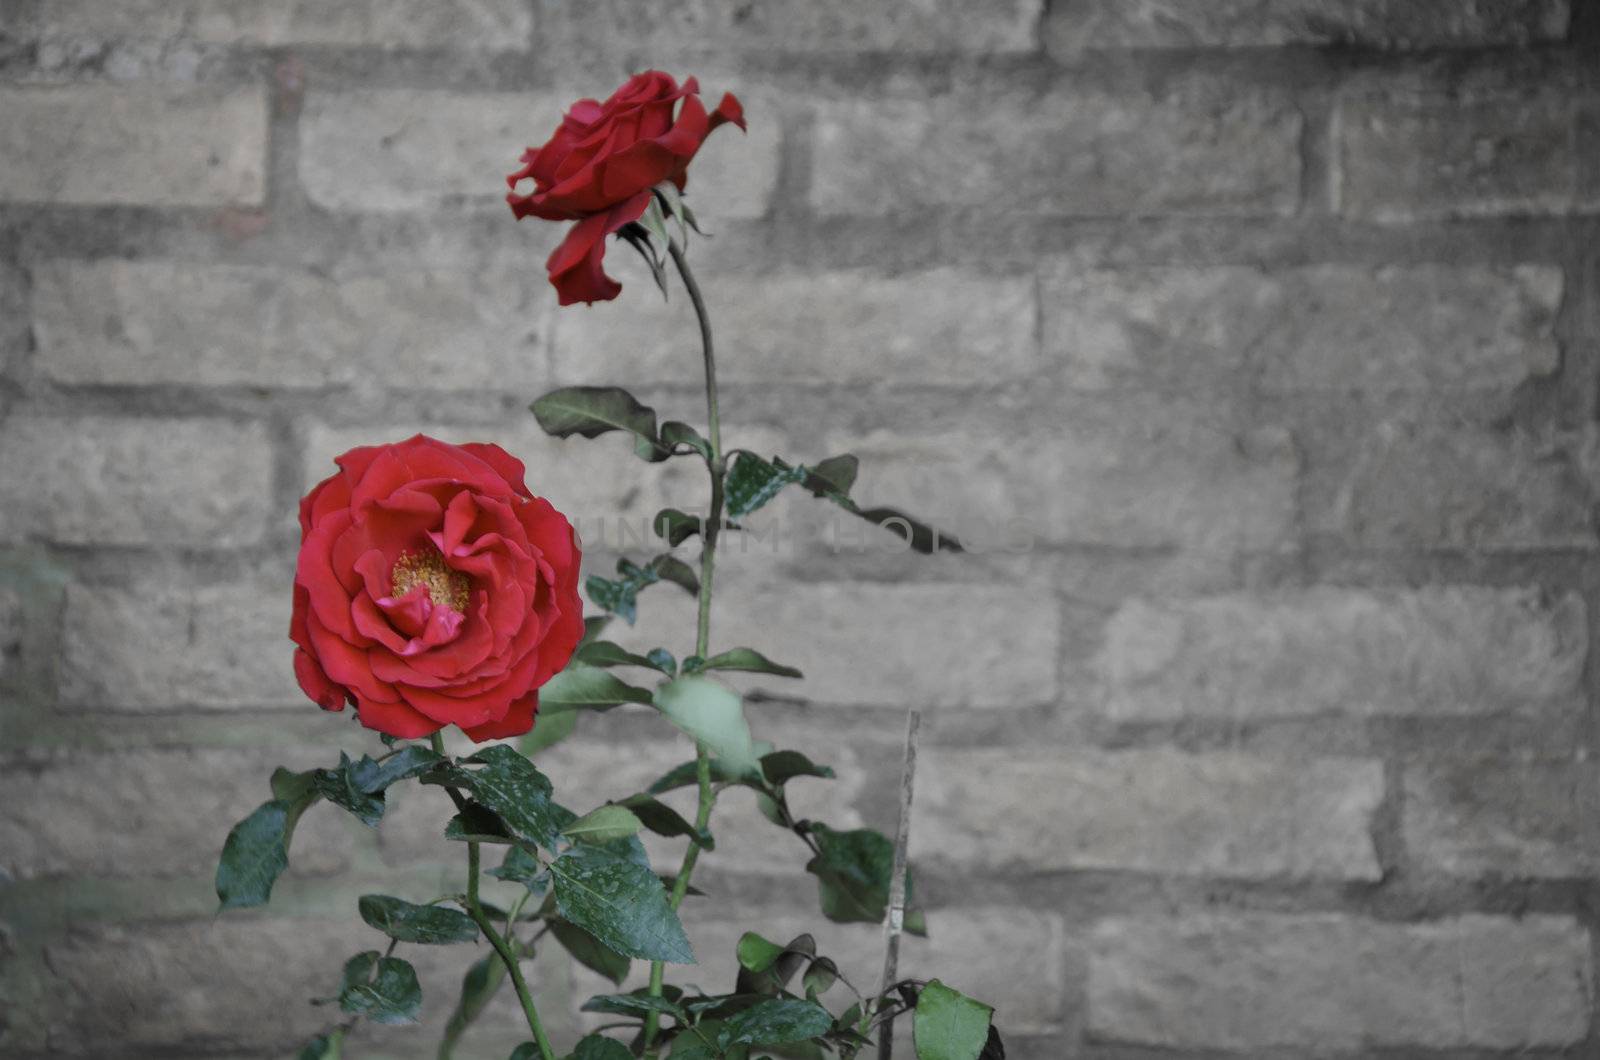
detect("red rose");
top-left (506, 70), bottom-right (744, 306)
top-left (291, 435), bottom-right (583, 741)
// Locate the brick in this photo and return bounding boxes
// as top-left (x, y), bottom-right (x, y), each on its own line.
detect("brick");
top-left (1336, 94), bottom-right (1600, 221)
top-left (1404, 757), bottom-right (1600, 878)
top-left (811, 86), bottom-right (1300, 217)
top-left (0, 84), bottom-right (267, 207)
top-left (1305, 417), bottom-right (1594, 550)
top-left (0, 748), bottom-right (353, 881)
top-left (0, 416), bottom-right (274, 548)
top-left (1088, 913), bottom-right (1592, 1049)
top-left (30, 918), bottom-right (544, 1056)
top-left (837, 401), bottom-right (1297, 554)
top-left (33, 259), bottom-right (553, 390)
top-left (1042, 262), bottom-right (1561, 393)
top-left (913, 749), bottom-right (1383, 879)
top-left (553, 265), bottom-right (1037, 386)
top-left (38, 0), bottom-right (533, 50)
top-left (628, 579), bottom-right (1059, 709)
top-left (58, 576), bottom-right (300, 711)
top-left (0, 586), bottom-right (20, 679)
top-left (1103, 587), bottom-right (1586, 721)
top-left (301, 85), bottom-right (775, 219)
top-left (1047, 0), bottom-right (1569, 51)
top-left (557, 0), bottom-right (1041, 54)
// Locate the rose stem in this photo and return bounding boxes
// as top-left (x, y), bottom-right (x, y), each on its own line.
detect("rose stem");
top-left (429, 732), bottom-right (557, 1060)
top-left (642, 239), bottom-right (725, 1055)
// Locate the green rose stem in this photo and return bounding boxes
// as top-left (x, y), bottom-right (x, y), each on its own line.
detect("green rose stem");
top-left (429, 732), bottom-right (557, 1060)
top-left (643, 239), bottom-right (725, 1055)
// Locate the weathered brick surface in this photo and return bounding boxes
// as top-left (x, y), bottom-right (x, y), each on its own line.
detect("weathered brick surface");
top-left (1088, 914), bottom-right (1592, 1049)
top-left (1405, 757), bottom-right (1600, 878)
top-left (0, 417), bottom-right (274, 548)
top-left (0, 586), bottom-right (21, 679)
top-left (1304, 416), bottom-right (1596, 550)
top-left (553, 264), bottom-right (1038, 386)
top-left (0, 748), bottom-right (354, 881)
top-left (1336, 93), bottom-right (1600, 221)
top-left (554, 0), bottom-right (1043, 55)
top-left (1043, 262), bottom-right (1562, 393)
top-left (1047, 0), bottom-right (1570, 51)
top-left (58, 575), bottom-right (300, 710)
top-left (302, 85), bottom-right (776, 218)
top-left (811, 86), bottom-right (1301, 217)
top-left (913, 749), bottom-right (1383, 879)
top-left (0, 85), bottom-right (267, 207)
top-left (38, 0), bottom-right (534, 50)
top-left (1103, 587), bottom-right (1586, 721)
top-left (33, 258), bottom-right (553, 390)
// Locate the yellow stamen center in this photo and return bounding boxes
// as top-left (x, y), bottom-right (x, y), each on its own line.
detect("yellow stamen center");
top-left (390, 548), bottom-right (470, 612)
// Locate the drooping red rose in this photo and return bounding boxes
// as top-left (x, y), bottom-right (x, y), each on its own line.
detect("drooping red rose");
top-left (291, 435), bottom-right (583, 741)
top-left (507, 70), bottom-right (744, 306)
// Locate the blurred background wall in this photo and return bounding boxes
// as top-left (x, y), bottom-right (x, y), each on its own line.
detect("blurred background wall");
top-left (2, 1), bottom-right (1598, 1057)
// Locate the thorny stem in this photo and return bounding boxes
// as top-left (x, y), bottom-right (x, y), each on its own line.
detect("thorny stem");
top-left (644, 241), bottom-right (725, 1056)
top-left (430, 733), bottom-right (556, 1060)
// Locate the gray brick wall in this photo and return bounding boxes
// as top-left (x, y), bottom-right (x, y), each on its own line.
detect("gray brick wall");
top-left (1, 2), bottom-right (1597, 1057)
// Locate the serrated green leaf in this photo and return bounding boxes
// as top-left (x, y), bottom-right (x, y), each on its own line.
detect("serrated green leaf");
top-left (695, 647), bottom-right (803, 679)
top-left (805, 825), bottom-right (894, 924)
top-left (216, 796), bottom-right (310, 911)
top-left (523, 707), bottom-right (577, 756)
top-left (489, 845), bottom-right (547, 894)
top-left (563, 804), bottom-right (644, 843)
top-left (581, 991), bottom-right (688, 1019)
top-left (439, 954), bottom-right (505, 1059)
top-left (550, 918), bottom-right (631, 985)
top-left (444, 803), bottom-right (518, 844)
top-left (532, 386), bottom-right (664, 458)
top-left (313, 753), bottom-right (386, 826)
top-left (539, 666), bottom-right (655, 714)
top-left (566, 1034), bottom-right (636, 1060)
top-left (339, 953), bottom-right (422, 1025)
top-left (913, 980), bottom-right (993, 1060)
top-left (653, 676), bottom-right (758, 777)
top-left (358, 894), bottom-right (479, 945)
top-left (549, 844), bottom-right (694, 964)
top-left (646, 756), bottom-right (748, 795)
top-left (760, 750), bottom-right (835, 786)
top-left (724, 453), bottom-right (807, 519)
top-left (653, 508), bottom-right (703, 547)
top-left (619, 793), bottom-right (711, 847)
top-left (578, 640), bottom-right (666, 670)
top-left (720, 998), bottom-right (833, 1048)
top-left (432, 744), bottom-right (562, 849)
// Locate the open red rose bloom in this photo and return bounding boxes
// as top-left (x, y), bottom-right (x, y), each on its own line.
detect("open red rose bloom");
top-left (507, 70), bottom-right (744, 306)
top-left (291, 435), bottom-right (583, 741)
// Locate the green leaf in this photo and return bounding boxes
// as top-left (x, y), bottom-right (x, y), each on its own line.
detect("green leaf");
top-left (913, 980), bottom-right (993, 1060)
top-left (358, 894), bottom-right (479, 945)
top-left (577, 640), bottom-right (675, 675)
top-left (339, 952), bottom-right (422, 1025)
top-left (735, 933), bottom-right (814, 995)
top-left (646, 648), bottom-right (678, 675)
top-left (539, 666), bottom-right (655, 714)
top-left (693, 647), bottom-right (803, 679)
top-left (550, 918), bottom-right (631, 985)
top-left (439, 953), bottom-right (506, 1057)
top-left (567, 1034), bottom-right (636, 1060)
top-left (804, 454), bottom-right (859, 498)
top-left (802, 956), bottom-right (838, 998)
top-left (216, 794), bottom-right (314, 911)
top-left (444, 803), bottom-right (518, 844)
top-left (720, 998), bottom-right (833, 1048)
top-left (532, 386), bottom-right (664, 458)
top-left (653, 676), bottom-right (758, 777)
top-left (523, 707), bottom-right (578, 756)
top-left (760, 750), bottom-right (835, 786)
top-left (619, 793), bottom-right (712, 847)
top-left (580, 615), bottom-right (612, 646)
top-left (649, 555), bottom-right (700, 596)
top-left (777, 454), bottom-right (961, 555)
top-left (489, 845), bottom-right (548, 893)
top-left (646, 756), bottom-right (748, 795)
top-left (735, 931), bottom-right (786, 974)
top-left (563, 804), bottom-right (645, 843)
top-left (653, 507), bottom-right (704, 547)
top-left (660, 421), bottom-right (710, 459)
top-left (805, 825), bottom-right (894, 924)
top-left (313, 753), bottom-right (386, 826)
top-left (433, 744), bottom-right (562, 849)
top-left (581, 992), bottom-right (688, 1019)
top-left (549, 844), bottom-right (695, 964)
top-left (296, 1029), bottom-right (344, 1059)
top-left (724, 453), bottom-right (807, 519)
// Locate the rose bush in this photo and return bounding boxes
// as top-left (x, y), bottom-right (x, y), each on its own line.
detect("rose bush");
top-left (291, 434), bottom-right (583, 741)
top-left (506, 70), bottom-right (743, 305)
